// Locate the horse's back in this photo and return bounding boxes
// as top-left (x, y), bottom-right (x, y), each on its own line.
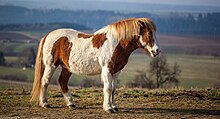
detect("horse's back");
top-left (47, 28), bottom-right (78, 40)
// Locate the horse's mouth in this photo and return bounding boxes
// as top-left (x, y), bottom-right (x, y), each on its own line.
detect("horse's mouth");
top-left (144, 49), bottom-right (160, 57)
top-left (152, 51), bottom-right (160, 57)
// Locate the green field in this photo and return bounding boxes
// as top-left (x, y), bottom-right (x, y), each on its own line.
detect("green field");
top-left (119, 54), bottom-right (220, 88)
top-left (1, 53), bottom-right (220, 88)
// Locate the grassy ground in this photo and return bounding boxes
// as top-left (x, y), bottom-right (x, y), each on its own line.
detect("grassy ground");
top-left (0, 81), bottom-right (219, 119)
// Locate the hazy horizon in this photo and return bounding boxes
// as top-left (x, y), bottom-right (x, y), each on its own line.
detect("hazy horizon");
top-left (1, 0), bottom-right (220, 13)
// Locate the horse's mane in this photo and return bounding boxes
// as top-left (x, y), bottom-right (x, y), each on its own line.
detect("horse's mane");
top-left (95, 18), bottom-right (157, 41)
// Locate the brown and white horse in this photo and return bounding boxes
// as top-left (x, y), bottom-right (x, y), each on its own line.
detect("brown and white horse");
top-left (31, 18), bottom-right (160, 113)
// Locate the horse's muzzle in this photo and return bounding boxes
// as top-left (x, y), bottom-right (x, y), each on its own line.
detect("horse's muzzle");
top-left (151, 49), bottom-right (160, 57)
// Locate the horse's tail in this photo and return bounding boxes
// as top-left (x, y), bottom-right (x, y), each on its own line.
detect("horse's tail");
top-left (30, 36), bottom-right (46, 102)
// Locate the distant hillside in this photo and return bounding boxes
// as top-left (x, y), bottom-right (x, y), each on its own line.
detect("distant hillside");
top-left (0, 5), bottom-right (152, 29)
top-left (0, 22), bottom-right (92, 31)
top-left (0, 5), bottom-right (220, 36)
top-left (0, 32), bottom-right (34, 40)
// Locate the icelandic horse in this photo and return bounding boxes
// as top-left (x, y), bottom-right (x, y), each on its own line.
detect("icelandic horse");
top-left (31, 18), bottom-right (160, 113)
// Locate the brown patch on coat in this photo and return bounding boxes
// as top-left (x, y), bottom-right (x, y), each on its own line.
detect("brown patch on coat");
top-left (140, 27), bottom-right (155, 47)
top-left (108, 35), bottom-right (141, 74)
top-left (92, 34), bottom-right (107, 49)
top-left (58, 67), bottom-right (72, 93)
top-left (78, 33), bottom-right (93, 39)
top-left (51, 37), bottom-right (72, 71)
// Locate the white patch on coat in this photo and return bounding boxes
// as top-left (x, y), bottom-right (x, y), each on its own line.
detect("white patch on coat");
top-left (68, 34), bottom-right (102, 75)
top-left (42, 28), bottom-right (119, 75)
top-left (69, 29), bottom-right (119, 75)
top-left (139, 35), bottom-right (146, 48)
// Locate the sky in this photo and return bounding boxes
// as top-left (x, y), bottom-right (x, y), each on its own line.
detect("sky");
top-left (1, 0), bottom-right (220, 7)
top-left (97, 0), bottom-right (220, 6)
top-left (0, 0), bottom-right (220, 12)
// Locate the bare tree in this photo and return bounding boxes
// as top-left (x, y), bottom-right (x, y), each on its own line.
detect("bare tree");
top-left (149, 54), bottom-right (181, 88)
top-left (126, 54), bottom-right (181, 89)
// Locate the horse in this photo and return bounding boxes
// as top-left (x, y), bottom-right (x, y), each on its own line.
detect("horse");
top-left (31, 18), bottom-right (160, 113)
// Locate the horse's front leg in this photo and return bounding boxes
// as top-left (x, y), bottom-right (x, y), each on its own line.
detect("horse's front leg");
top-left (101, 66), bottom-right (114, 113)
top-left (111, 72), bottom-right (120, 112)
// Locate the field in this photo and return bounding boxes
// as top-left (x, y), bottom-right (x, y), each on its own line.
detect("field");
top-left (0, 31), bottom-right (220, 118)
top-left (0, 31), bottom-right (220, 88)
top-left (0, 81), bottom-right (220, 119)
top-left (1, 53), bottom-right (220, 88)
top-left (121, 54), bottom-right (220, 88)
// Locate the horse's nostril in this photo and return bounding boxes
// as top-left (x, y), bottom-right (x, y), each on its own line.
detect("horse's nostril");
top-left (156, 49), bottom-right (159, 53)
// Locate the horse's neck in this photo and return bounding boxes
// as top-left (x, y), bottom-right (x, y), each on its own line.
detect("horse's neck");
top-left (121, 35), bottom-right (141, 55)
top-left (107, 37), bottom-right (140, 74)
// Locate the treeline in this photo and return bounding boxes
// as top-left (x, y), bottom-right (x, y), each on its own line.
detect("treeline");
top-left (0, 5), bottom-right (220, 35)
top-left (0, 22), bottom-right (91, 31)
top-left (157, 13), bottom-right (220, 35)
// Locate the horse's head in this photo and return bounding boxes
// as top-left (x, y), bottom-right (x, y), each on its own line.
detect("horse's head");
top-left (138, 19), bottom-right (160, 57)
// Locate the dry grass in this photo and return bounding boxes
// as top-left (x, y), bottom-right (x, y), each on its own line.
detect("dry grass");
top-left (0, 81), bottom-right (219, 119)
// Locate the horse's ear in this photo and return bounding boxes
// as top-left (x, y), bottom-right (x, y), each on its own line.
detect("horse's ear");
top-left (138, 20), bottom-right (149, 34)
top-left (138, 20), bottom-right (146, 28)
top-left (138, 20), bottom-right (149, 32)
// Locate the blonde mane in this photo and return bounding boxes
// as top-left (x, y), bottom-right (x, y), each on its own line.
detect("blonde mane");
top-left (95, 18), bottom-right (157, 41)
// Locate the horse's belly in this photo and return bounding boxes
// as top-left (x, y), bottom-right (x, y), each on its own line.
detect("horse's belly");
top-left (69, 58), bottom-right (101, 75)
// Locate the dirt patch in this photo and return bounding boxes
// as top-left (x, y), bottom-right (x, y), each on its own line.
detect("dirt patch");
top-left (0, 82), bottom-right (220, 119)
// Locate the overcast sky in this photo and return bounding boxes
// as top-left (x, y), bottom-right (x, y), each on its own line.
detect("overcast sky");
top-left (96, 0), bottom-right (220, 6)
top-left (0, 0), bottom-right (220, 6)
top-left (1, 0), bottom-right (220, 13)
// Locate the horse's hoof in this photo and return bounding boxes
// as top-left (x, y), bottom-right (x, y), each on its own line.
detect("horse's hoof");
top-left (42, 104), bottom-right (51, 108)
top-left (68, 104), bottom-right (76, 110)
top-left (113, 108), bottom-right (119, 112)
top-left (107, 109), bottom-right (115, 113)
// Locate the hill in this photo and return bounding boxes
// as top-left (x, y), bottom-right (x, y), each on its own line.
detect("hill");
top-left (0, 32), bottom-right (36, 41)
top-left (0, 22), bottom-right (92, 31)
top-left (1, 5), bottom-right (220, 36)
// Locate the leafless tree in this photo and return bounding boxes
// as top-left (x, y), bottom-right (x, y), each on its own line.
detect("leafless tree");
top-left (129, 54), bottom-right (181, 89)
top-left (149, 54), bottom-right (181, 88)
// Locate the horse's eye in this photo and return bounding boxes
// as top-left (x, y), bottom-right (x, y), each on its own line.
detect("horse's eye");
top-left (148, 31), bottom-right (152, 36)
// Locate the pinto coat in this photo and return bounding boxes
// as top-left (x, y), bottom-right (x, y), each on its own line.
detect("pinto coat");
top-left (31, 18), bottom-right (160, 113)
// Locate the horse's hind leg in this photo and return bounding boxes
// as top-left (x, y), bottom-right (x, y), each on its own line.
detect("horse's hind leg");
top-left (39, 65), bottom-right (55, 108)
top-left (58, 67), bottom-right (74, 109)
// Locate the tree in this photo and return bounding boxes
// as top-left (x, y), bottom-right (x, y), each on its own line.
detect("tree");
top-left (126, 54), bottom-right (181, 89)
top-left (26, 48), bottom-right (36, 66)
top-left (0, 51), bottom-right (5, 66)
top-left (149, 54), bottom-right (181, 88)
top-left (19, 48), bottom-right (36, 67)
